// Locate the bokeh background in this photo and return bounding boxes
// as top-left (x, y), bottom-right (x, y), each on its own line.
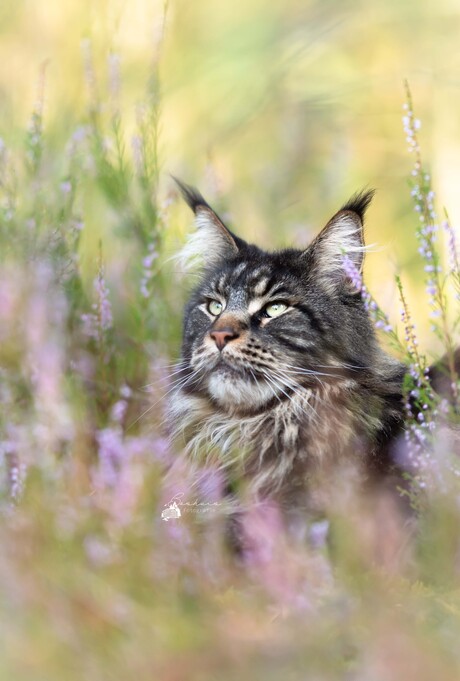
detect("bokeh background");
top-left (1, 0), bottom-right (460, 344)
top-left (0, 1), bottom-right (459, 680)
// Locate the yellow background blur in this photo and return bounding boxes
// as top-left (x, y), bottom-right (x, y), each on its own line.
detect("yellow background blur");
top-left (1, 0), bottom-right (459, 351)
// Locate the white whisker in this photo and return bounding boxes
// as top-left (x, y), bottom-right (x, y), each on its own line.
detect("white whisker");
top-left (128, 371), bottom-right (202, 430)
top-left (141, 366), bottom-right (189, 390)
top-left (149, 359), bottom-right (189, 371)
top-left (270, 369), bottom-right (322, 422)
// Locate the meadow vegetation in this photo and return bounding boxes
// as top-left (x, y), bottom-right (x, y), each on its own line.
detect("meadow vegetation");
top-left (0, 1), bottom-right (459, 679)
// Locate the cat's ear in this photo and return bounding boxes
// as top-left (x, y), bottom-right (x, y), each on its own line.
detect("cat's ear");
top-left (173, 177), bottom-right (245, 269)
top-left (307, 190), bottom-right (374, 291)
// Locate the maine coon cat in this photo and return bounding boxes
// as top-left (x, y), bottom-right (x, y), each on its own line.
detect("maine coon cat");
top-left (168, 179), bottom-right (411, 535)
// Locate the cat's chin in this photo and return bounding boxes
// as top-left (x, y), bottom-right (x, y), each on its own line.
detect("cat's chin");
top-left (207, 373), bottom-right (274, 412)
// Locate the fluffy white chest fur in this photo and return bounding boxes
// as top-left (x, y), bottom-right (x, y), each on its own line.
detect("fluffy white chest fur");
top-left (167, 378), bottom-right (375, 507)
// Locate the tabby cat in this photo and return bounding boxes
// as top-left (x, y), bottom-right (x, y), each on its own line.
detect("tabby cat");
top-left (168, 179), bottom-right (410, 537)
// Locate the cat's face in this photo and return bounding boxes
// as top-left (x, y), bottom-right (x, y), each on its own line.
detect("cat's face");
top-left (175, 180), bottom-right (377, 415)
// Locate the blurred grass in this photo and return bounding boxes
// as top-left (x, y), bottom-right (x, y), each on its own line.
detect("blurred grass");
top-left (2, 0), bottom-right (460, 341)
top-left (0, 1), bottom-right (459, 679)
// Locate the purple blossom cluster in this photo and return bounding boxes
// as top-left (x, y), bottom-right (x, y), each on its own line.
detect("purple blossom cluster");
top-left (397, 275), bottom-right (441, 485)
top-left (402, 90), bottom-right (443, 320)
top-left (443, 218), bottom-right (460, 300)
top-left (419, 222), bottom-right (441, 318)
top-left (402, 107), bottom-right (421, 155)
top-left (341, 254), bottom-right (393, 334)
top-left (0, 440), bottom-right (26, 502)
top-left (140, 243), bottom-right (159, 298)
top-left (95, 426), bottom-right (126, 489)
top-left (402, 85), bottom-right (459, 415)
top-left (108, 384), bottom-right (131, 425)
top-left (139, 196), bottom-right (173, 298)
top-left (398, 280), bottom-right (422, 369)
top-left (9, 460), bottom-right (26, 501)
top-left (81, 262), bottom-right (113, 343)
top-left (93, 418), bottom-right (170, 526)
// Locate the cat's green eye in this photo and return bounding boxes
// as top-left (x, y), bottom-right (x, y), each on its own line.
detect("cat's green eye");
top-left (264, 302), bottom-right (288, 318)
top-left (207, 299), bottom-right (223, 316)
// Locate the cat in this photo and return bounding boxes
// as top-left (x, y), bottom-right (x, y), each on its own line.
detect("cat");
top-left (167, 179), bottom-right (437, 544)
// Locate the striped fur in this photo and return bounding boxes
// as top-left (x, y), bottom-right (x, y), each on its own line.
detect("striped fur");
top-left (168, 184), bottom-right (407, 525)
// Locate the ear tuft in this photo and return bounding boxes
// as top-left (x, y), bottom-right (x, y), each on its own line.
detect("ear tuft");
top-left (339, 189), bottom-right (375, 223)
top-left (307, 189), bottom-right (375, 292)
top-left (172, 177), bottom-right (244, 271)
top-left (172, 176), bottom-right (212, 214)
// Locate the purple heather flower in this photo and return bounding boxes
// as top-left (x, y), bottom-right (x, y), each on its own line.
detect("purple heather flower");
top-left (197, 466), bottom-right (224, 504)
top-left (402, 94), bottom-right (444, 320)
top-left (60, 180), bottom-right (72, 194)
top-left (140, 244), bottom-right (158, 298)
top-left (242, 501), bottom-right (282, 566)
top-left (72, 126), bottom-right (88, 144)
top-left (81, 312), bottom-right (98, 340)
top-left (342, 255), bottom-right (364, 293)
top-left (142, 252), bottom-right (158, 269)
top-left (94, 271), bottom-right (113, 331)
top-left (124, 435), bottom-right (168, 462)
top-left (9, 461), bottom-right (26, 501)
top-left (95, 426), bottom-right (125, 488)
top-left (342, 254), bottom-right (394, 336)
top-left (84, 536), bottom-right (114, 568)
top-left (81, 262), bottom-right (113, 343)
top-left (120, 384), bottom-right (132, 399)
top-left (443, 219), bottom-right (460, 283)
top-left (239, 501), bottom-right (315, 608)
top-left (110, 400), bottom-right (128, 424)
top-left (309, 519), bottom-right (330, 549)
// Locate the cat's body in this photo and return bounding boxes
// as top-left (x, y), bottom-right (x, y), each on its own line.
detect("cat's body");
top-left (168, 180), bottom-right (411, 538)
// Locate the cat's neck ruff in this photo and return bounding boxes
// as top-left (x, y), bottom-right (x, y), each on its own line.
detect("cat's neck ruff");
top-left (167, 377), bottom-right (380, 497)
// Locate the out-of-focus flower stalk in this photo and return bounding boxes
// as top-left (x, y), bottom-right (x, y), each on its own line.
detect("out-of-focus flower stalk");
top-left (81, 249), bottom-right (113, 360)
top-left (341, 254), bottom-right (403, 351)
top-left (403, 82), bottom-right (459, 406)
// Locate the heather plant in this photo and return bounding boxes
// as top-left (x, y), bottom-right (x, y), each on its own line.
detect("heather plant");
top-left (340, 86), bottom-right (460, 499)
top-left (397, 86), bottom-right (460, 492)
top-left (0, 24), bottom-right (460, 681)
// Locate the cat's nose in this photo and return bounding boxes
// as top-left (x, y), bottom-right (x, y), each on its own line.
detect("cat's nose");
top-left (210, 328), bottom-right (240, 351)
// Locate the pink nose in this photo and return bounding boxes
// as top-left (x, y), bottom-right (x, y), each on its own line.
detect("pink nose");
top-left (210, 328), bottom-right (240, 351)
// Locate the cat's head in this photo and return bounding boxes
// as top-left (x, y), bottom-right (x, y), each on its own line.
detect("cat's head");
top-left (175, 178), bottom-right (378, 416)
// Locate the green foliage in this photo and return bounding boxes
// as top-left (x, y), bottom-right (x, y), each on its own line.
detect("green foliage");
top-left (0, 2), bottom-right (459, 680)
